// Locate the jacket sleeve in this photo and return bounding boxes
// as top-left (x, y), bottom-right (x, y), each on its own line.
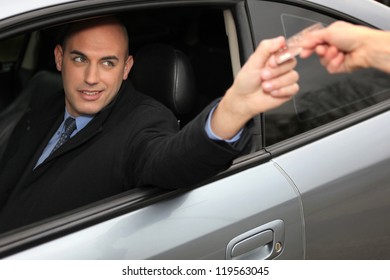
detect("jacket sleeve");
top-left (127, 99), bottom-right (253, 189)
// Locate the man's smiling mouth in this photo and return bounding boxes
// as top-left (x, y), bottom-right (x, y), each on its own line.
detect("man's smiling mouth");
top-left (82, 91), bottom-right (101, 96)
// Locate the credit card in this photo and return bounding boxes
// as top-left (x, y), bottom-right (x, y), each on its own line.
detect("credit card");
top-left (275, 22), bottom-right (324, 64)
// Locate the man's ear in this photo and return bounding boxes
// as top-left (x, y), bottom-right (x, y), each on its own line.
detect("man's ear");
top-left (54, 44), bottom-right (64, 71)
top-left (123, 55), bottom-right (134, 80)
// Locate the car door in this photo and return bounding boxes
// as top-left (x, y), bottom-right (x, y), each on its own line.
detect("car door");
top-left (0, 1), bottom-right (304, 259)
top-left (3, 162), bottom-right (303, 259)
top-left (247, 0), bottom-right (390, 259)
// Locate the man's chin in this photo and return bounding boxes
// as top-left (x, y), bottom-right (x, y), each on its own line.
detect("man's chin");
top-left (68, 105), bottom-right (102, 117)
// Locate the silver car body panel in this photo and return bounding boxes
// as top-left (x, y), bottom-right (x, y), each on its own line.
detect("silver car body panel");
top-left (306, 0), bottom-right (390, 29)
top-left (6, 162), bottom-right (303, 259)
top-left (273, 110), bottom-right (390, 258)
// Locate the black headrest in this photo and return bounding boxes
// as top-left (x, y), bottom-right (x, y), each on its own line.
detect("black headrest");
top-left (130, 44), bottom-right (196, 116)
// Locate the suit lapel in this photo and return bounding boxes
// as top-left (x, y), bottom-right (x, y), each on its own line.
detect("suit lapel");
top-left (54, 80), bottom-right (129, 157)
top-left (31, 83), bottom-right (126, 176)
top-left (44, 110), bottom-right (106, 161)
top-left (8, 91), bottom-right (65, 189)
top-left (28, 80), bottom-right (130, 184)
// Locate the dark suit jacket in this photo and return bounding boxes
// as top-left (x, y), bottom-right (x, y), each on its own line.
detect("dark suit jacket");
top-left (0, 80), bottom-right (251, 233)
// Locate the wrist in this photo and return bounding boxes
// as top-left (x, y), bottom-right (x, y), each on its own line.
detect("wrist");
top-left (367, 30), bottom-right (390, 73)
top-left (210, 89), bottom-right (252, 140)
top-left (359, 27), bottom-right (390, 72)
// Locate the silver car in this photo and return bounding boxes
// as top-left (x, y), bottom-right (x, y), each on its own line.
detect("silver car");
top-left (0, 0), bottom-right (390, 259)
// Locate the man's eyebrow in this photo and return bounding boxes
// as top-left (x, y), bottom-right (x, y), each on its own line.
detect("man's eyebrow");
top-left (69, 50), bottom-right (119, 61)
top-left (70, 50), bottom-right (87, 57)
top-left (101, 56), bottom-right (119, 61)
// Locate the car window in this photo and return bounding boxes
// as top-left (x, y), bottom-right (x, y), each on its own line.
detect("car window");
top-left (0, 35), bottom-right (24, 70)
top-left (0, 6), bottom-right (240, 239)
top-left (247, 0), bottom-right (390, 146)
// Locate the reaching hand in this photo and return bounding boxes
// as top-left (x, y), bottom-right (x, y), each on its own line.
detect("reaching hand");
top-left (211, 36), bottom-right (300, 140)
top-left (300, 21), bottom-right (390, 74)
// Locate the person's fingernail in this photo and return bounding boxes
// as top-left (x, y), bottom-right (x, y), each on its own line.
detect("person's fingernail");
top-left (262, 69), bottom-right (272, 79)
top-left (275, 51), bottom-right (292, 64)
top-left (262, 82), bottom-right (273, 91)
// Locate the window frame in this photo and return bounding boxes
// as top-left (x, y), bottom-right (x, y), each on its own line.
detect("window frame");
top-left (245, 0), bottom-right (390, 155)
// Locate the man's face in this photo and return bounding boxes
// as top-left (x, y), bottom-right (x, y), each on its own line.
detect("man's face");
top-left (54, 20), bottom-right (133, 117)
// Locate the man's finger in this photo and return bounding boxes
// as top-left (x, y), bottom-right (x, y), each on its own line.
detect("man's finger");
top-left (262, 70), bottom-right (299, 93)
top-left (250, 36), bottom-right (286, 69)
top-left (261, 57), bottom-right (297, 80)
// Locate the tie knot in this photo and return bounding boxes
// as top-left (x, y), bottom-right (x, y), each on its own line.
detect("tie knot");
top-left (64, 117), bottom-right (77, 136)
top-left (50, 117), bottom-right (77, 155)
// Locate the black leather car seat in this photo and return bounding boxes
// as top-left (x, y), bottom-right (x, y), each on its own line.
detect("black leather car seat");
top-left (0, 71), bottom-right (63, 159)
top-left (130, 44), bottom-right (196, 127)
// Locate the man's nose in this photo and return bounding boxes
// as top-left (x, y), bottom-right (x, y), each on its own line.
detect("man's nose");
top-left (84, 64), bottom-right (99, 85)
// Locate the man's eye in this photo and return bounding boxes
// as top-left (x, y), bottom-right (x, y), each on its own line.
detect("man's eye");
top-left (102, 61), bottom-right (115, 67)
top-left (73, 56), bottom-right (86, 63)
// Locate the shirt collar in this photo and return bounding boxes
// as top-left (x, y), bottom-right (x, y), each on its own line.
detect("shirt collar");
top-left (64, 109), bottom-right (94, 132)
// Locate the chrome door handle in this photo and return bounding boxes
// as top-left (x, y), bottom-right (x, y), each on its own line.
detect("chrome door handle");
top-left (226, 220), bottom-right (285, 260)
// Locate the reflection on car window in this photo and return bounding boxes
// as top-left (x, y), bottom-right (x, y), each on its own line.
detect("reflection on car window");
top-left (0, 35), bottom-right (24, 72)
top-left (265, 66), bottom-right (390, 145)
top-left (295, 69), bottom-right (390, 121)
top-left (263, 13), bottom-right (390, 146)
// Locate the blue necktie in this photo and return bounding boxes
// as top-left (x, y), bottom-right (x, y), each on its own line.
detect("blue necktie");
top-left (50, 117), bottom-right (76, 155)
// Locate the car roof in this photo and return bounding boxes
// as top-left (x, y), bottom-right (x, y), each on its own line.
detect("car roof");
top-left (0, 0), bottom-right (389, 30)
top-left (306, 0), bottom-right (390, 29)
top-left (0, 0), bottom-right (75, 20)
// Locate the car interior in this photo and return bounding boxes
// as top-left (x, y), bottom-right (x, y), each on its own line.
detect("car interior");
top-left (0, 6), bottom-right (247, 242)
top-left (0, 7), bottom-right (239, 159)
